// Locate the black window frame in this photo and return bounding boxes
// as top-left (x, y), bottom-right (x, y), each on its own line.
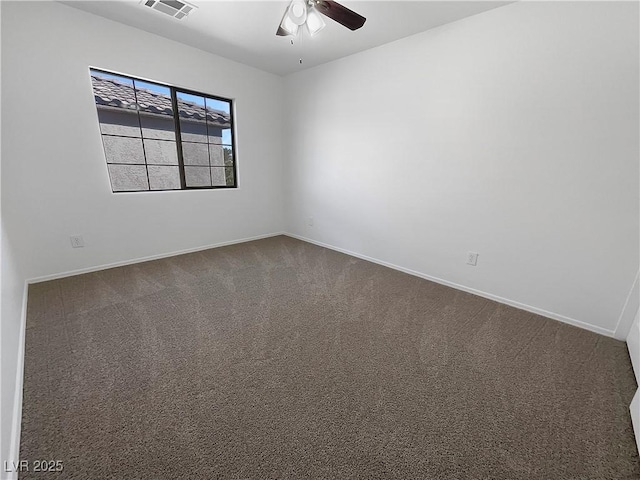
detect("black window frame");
top-left (90, 68), bottom-right (238, 192)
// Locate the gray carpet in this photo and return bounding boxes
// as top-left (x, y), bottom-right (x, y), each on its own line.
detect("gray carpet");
top-left (19, 235), bottom-right (639, 479)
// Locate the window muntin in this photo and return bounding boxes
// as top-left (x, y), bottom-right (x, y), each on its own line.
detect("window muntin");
top-left (90, 69), bottom-right (237, 192)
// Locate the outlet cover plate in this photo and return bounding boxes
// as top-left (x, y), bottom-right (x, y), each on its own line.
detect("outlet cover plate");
top-left (70, 235), bottom-right (85, 248)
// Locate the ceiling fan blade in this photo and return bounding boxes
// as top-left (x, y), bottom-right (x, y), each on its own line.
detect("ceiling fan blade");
top-left (276, 25), bottom-right (289, 36)
top-left (315, 0), bottom-right (366, 31)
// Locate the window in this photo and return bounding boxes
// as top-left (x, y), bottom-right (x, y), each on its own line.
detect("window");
top-left (90, 68), bottom-right (237, 192)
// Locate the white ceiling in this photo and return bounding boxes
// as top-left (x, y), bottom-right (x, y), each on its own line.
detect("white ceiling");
top-left (63, 1), bottom-right (512, 76)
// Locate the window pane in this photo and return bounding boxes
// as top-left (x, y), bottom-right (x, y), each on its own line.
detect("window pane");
top-left (209, 144), bottom-right (224, 167)
top-left (148, 166), bottom-right (181, 190)
top-left (182, 142), bottom-right (209, 166)
top-left (102, 136), bottom-right (145, 164)
top-left (224, 167), bottom-right (235, 187)
top-left (91, 70), bottom-right (141, 137)
top-left (108, 164), bottom-right (149, 192)
top-left (221, 128), bottom-right (233, 146)
top-left (177, 92), bottom-right (207, 143)
top-left (97, 110), bottom-right (141, 137)
top-left (223, 146), bottom-right (234, 167)
top-left (140, 114), bottom-right (176, 140)
top-left (205, 97), bottom-right (231, 145)
top-left (211, 167), bottom-right (235, 187)
top-left (144, 139), bottom-right (178, 165)
top-left (140, 118), bottom-right (176, 140)
top-left (185, 166), bottom-right (211, 187)
top-left (206, 97), bottom-right (230, 114)
top-left (211, 167), bottom-right (226, 186)
top-left (135, 81), bottom-right (176, 141)
top-left (207, 125), bottom-right (223, 145)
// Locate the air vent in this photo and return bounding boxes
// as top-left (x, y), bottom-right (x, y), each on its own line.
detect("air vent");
top-left (142, 0), bottom-right (196, 19)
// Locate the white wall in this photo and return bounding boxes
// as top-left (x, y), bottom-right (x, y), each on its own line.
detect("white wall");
top-left (283, 1), bottom-right (639, 337)
top-left (2, 1), bottom-right (285, 282)
top-left (1, 0), bottom-right (285, 470)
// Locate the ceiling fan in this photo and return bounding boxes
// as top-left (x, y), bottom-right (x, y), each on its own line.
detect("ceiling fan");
top-left (276, 0), bottom-right (366, 37)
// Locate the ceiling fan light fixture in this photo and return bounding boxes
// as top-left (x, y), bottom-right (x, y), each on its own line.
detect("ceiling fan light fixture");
top-left (306, 7), bottom-right (326, 36)
top-left (288, 0), bottom-right (308, 26)
top-left (279, 10), bottom-right (300, 35)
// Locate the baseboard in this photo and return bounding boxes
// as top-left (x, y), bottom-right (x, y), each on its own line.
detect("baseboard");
top-left (285, 233), bottom-right (615, 338)
top-left (4, 281), bottom-right (29, 480)
top-left (28, 232), bottom-right (285, 284)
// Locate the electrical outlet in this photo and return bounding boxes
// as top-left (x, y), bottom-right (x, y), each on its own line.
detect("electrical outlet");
top-left (70, 235), bottom-right (85, 248)
top-left (467, 251), bottom-right (478, 266)
top-left (307, 216), bottom-right (314, 227)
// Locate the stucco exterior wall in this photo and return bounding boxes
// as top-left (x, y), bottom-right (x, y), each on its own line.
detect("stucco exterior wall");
top-left (96, 108), bottom-right (230, 190)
